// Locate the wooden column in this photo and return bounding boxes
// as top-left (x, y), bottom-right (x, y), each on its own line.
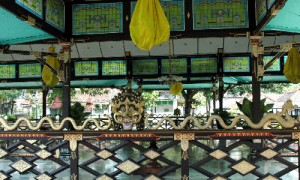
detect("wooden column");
top-left (250, 37), bottom-right (264, 123)
top-left (217, 48), bottom-right (224, 111)
top-left (251, 56), bottom-right (262, 123)
top-left (42, 83), bottom-right (48, 117)
top-left (61, 44), bottom-right (71, 127)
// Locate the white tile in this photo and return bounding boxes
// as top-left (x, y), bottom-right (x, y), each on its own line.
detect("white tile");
top-left (173, 38), bottom-right (197, 55)
top-left (198, 38), bottom-right (224, 54)
top-left (100, 41), bottom-right (125, 57)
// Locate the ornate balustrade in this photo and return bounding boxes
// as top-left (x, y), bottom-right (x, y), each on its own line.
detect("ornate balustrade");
top-left (0, 128), bottom-right (299, 179)
top-left (0, 100), bottom-right (299, 179)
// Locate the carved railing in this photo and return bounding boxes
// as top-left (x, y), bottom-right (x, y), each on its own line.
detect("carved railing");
top-left (0, 101), bottom-right (298, 179)
top-left (0, 130), bottom-right (299, 179)
top-left (0, 100), bottom-right (298, 131)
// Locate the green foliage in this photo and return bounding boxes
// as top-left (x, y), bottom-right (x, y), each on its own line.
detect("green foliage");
top-left (0, 90), bottom-right (22, 101)
top-left (5, 114), bottom-right (16, 122)
top-left (192, 91), bottom-right (206, 107)
top-left (70, 102), bottom-right (90, 124)
top-left (228, 83), bottom-right (291, 96)
top-left (78, 88), bottom-right (109, 96)
top-left (236, 98), bottom-right (274, 121)
top-left (0, 90), bottom-right (22, 114)
top-left (212, 109), bottom-right (232, 125)
top-left (142, 91), bottom-right (159, 110)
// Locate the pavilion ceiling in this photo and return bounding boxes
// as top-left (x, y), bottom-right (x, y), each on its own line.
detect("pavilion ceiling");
top-left (0, 0), bottom-right (299, 89)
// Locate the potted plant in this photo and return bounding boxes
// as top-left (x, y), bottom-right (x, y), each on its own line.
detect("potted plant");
top-left (70, 102), bottom-right (91, 125)
top-left (212, 108), bottom-right (232, 129)
top-left (5, 114), bottom-right (16, 123)
top-left (236, 98), bottom-right (274, 127)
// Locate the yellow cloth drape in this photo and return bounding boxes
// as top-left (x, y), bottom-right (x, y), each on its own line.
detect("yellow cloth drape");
top-left (170, 82), bottom-right (183, 95)
top-left (284, 47), bottom-right (300, 83)
top-left (130, 0), bottom-right (170, 50)
top-left (42, 46), bottom-right (60, 88)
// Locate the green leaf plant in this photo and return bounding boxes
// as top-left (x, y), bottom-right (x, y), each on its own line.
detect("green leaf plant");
top-left (236, 98), bottom-right (274, 124)
top-left (70, 102), bottom-right (91, 125)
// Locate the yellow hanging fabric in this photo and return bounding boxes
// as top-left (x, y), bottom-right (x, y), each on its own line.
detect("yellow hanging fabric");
top-left (130, 0), bottom-right (170, 50)
top-left (170, 82), bottom-right (183, 95)
top-left (284, 47), bottom-right (300, 83)
top-left (42, 46), bottom-right (60, 88)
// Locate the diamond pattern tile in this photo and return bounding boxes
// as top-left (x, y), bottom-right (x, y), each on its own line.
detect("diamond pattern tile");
top-left (36, 173), bottom-right (52, 180)
top-left (232, 160), bottom-right (256, 175)
top-left (260, 149), bottom-right (278, 159)
top-left (97, 150), bottom-right (113, 160)
top-left (0, 148), bottom-right (8, 158)
top-left (0, 172), bottom-right (8, 180)
top-left (36, 149), bottom-right (52, 159)
top-left (214, 176), bottom-right (226, 180)
top-left (145, 175), bottom-right (161, 180)
top-left (11, 160), bottom-right (32, 173)
top-left (210, 150), bottom-right (228, 160)
top-left (39, 144), bottom-right (47, 149)
top-left (96, 175), bottom-right (113, 180)
top-left (144, 150), bottom-right (160, 160)
top-left (263, 175), bottom-right (279, 180)
top-left (26, 140), bottom-right (37, 144)
top-left (116, 160), bottom-right (140, 174)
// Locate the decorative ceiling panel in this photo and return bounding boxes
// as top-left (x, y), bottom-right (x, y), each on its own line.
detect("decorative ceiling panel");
top-left (223, 37), bottom-right (250, 53)
top-left (173, 38), bottom-right (198, 55)
top-left (76, 42), bottom-right (102, 58)
top-left (30, 44), bottom-right (58, 52)
top-left (198, 38), bottom-right (224, 54)
top-left (149, 40), bottom-right (170, 56)
top-left (123, 41), bottom-right (149, 56)
top-left (100, 41), bottom-right (125, 57)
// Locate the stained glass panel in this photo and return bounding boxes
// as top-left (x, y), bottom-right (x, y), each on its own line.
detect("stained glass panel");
top-left (19, 63), bottom-right (41, 78)
top-left (75, 61), bottom-right (99, 76)
top-left (73, 3), bottom-right (123, 35)
top-left (0, 64), bottom-right (16, 79)
top-left (161, 58), bottom-right (187, 74)
top-left (256, 0), bottom-right (267, 25)
top-left (46, 0), bottom-right (65, 31)
top-left (263, 56), bottom-right (280, 72)
top-left (132, 59), bottom-right (158, 75)
top-left (131, 0), bottom-right (185, 31)
top-left (191, 57), bottom-right (217, 73)
top-left (193, 0), bottom-right (248, 29)
top-left (223, 57), bottom-right (250, 72)
top-left (102, 60), bottom-right (126, 76)
top-left (15, 0), bottom-right (43, 18)
top-left (267, 0), bottom-right (275, 9)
